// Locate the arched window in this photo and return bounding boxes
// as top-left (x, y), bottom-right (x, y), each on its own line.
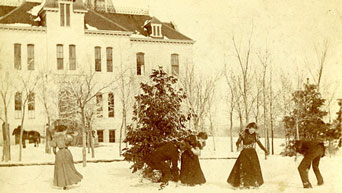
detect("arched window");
top-left (28, 92), bottom-right (35, 119)
top-left (69, 45), bottom-right (76, 70)
top-left (14, 92), bottom-right (22, 119)
top-left (27, 44), bottom-right (34, 70)
top-left (57, 44), bottom-right (64, 70)
top-left (136, 52), bottom-right (145, 75)
top-left (108, 92), bottom-right (114, 117)
top-left (106, 47), bottom-right (113, 72)
top-left (95, 46), bottom-right (101, 72)
top-left (96, 93), bottom-right (103, 117)
top-left (14, 43), bottom-right (21, 70)
top-left (171, 53), bottom-right (179, 76)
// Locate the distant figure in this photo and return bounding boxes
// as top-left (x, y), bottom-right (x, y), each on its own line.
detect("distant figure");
top-left (227, 122), bottom-right (268, 188)
top-left (179, 132), bottom-right (208, 186)
top-left (143, 141), bottom-right (180, 188)
top-left (51, 125), bottom-right (82, 190)
top-left (294, 140), bottom-right (325, 188)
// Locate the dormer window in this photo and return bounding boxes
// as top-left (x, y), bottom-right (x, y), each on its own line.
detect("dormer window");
top-left (60, 3), bottom-right (71, 27)
top-left (151, 24), bottom-right (162, 37)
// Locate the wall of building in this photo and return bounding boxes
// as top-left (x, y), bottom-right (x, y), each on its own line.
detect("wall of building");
top-left (0, 3), bottom-right (194, 145)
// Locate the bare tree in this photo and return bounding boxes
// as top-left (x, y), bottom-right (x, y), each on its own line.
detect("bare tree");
top-left (306, 40), bottom-right (329, 91)
top-left (37, 72), bottom-right (56, 154)
top-left (232, 35), bottom-right (253, 123)
top-left (224, 63), bottom-right (240, 152)
top-left (116, 59), bottom-right (135, 156)
top-left (258, 48), bottom-right (271, 152)
top-left (204, 74), bottom-right (220, 151)
top-left (17, 73), bottom-right (40, 161)
top-left (180, 63), bottom-right (212, 131)
top-left (58, 72), bottom-right (117, 167)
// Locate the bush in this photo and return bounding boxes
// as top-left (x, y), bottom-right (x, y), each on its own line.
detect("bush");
top-left (122, 67), bottom-right (191, 179)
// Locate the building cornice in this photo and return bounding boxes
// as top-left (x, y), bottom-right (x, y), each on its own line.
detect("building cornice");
top-left (85, 29), bottom-right (132, 36)
top-left (130, 37), bottom-right (195, 45)
top-left (0, 25), bottom-right (47, 32)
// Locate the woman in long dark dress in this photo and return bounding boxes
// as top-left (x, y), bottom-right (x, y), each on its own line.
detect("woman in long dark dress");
top-left (227, 122), bottom-right (268, 188)
top-left (51, 125), bottom-right (83, 190)
top-left (180, 132), bottom-right (208, 186)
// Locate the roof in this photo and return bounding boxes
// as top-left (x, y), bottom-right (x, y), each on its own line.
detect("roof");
top-left (92, 11), bottom-right (193, 41)
top-left (0, 2), bottom-right (41, 26)
top-left (85, 9), bottom-right (128, 31)
top-left (0, 5), bottom-right (16, 18)
top-left (0, 1), bottom-right (193, 41)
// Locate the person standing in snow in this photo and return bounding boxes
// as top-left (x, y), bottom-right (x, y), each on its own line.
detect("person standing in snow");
top-left (51, 125), bottom-right (83, 190)
top-left (179, 132), bottom-right (208, 186)
top-left (227, 122), bottom-right (268, 188)
top-left (294, 139), bottom-right (325, 188)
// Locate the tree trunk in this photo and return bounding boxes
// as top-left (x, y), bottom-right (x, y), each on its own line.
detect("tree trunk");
top-left (229, 111), bottom-right (233, 152)
top-left (19, 108), bottom-right (26, 161)
top-left (1, 99), bottom-right (11, 161)
top-left (45, 119), bottom-right (51, 154)
top-left (81, 107), bottom-right (87, 167)
top-left (2, 122), bottom-right (10, 162)
top-left (91, 132), bottom-right (95, 158)
top-left (87, 131), bottom-right (91, 154)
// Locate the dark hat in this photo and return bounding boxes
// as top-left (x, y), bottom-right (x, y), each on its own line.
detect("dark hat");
top-left (246, 122), bottom-right (258, 129)
top-left (55, 125), bottom-right (67, 132)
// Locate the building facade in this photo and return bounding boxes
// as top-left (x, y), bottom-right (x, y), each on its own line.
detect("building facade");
top-left (0, 0), bottom-right (194, 144)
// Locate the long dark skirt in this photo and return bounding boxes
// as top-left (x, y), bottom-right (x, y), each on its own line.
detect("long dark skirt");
top-left (54, 149), bottom-right (83, 187)
top-left (227, 148), bottom-right (263, 188)
top-left (180, 150), bottom-right (206, 185)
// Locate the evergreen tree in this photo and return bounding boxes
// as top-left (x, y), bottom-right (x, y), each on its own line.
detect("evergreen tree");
top-left (122, 67), bottom-right (191, 175)
top-left (282, 83), bottom-right (330, 156)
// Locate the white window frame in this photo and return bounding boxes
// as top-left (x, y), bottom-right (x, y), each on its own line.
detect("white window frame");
top-left (151, 24), bottom-right (162, 37)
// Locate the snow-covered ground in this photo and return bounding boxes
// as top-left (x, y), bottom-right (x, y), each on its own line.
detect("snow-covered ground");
top-left (0, 137), bottom-right (341, 193)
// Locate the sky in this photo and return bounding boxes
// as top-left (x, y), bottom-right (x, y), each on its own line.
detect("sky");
top-left (114, 0), bottom-right (342, 125)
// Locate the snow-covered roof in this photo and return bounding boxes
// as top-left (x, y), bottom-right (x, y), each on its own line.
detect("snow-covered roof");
top-left (0, 2), bottom-right (41, 27)
top-left (0, 1), bottom-right (193, 41)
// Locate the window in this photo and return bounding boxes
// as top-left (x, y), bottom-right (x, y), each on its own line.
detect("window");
top-left (66, 4), bottom-right (70, 26)
top-left (136, 52), bottom-right (145, 75)
top-left (27, 44), bottom-right (34, 70)
top-left (151, 24), bottom-right (162, 37)
top-left (14, 43), bottom-right (21, 70)
top-left (96, 93), bottom-right (103, 117)
top-left (108, 93), bottom-right (114, 118)
top-left (28, 92), bottom-right (35, 119)
top-left (109, 130), bottom-right (115, 143)
top-left (60, 3), bottom-right (70, 27)
top-left (57, 44), bottom-right (63, 70)
top-left (69, 45), bottom-right (76, 70)
top-left (15, 92), bottom-right (22, 119)
top-left (97, 130), bottom-right (104, 142)
top-left (95, 47), bottom-right (101, 72)
top-left (171, 54), bottom-right (179, 76)
top-left (60, 3), bottom-right (64, 26)
top-left (106, 47), bottom-right (113, 72)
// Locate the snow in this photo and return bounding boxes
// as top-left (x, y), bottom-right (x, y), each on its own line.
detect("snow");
top-left (0, 138), bottom-right (341, 193)
top-left (27, 4), bottom-right (44, 17)
top-left (143, 19), bottom-right (151, 26)
top-left (131, 33), bottom-right (150, 39)
top-left (1, 23), bottom-right (33, 27)
top-left (86, 24), bottom-right (99, 30)
top-left (33, 17), bottom-right (41, 22)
